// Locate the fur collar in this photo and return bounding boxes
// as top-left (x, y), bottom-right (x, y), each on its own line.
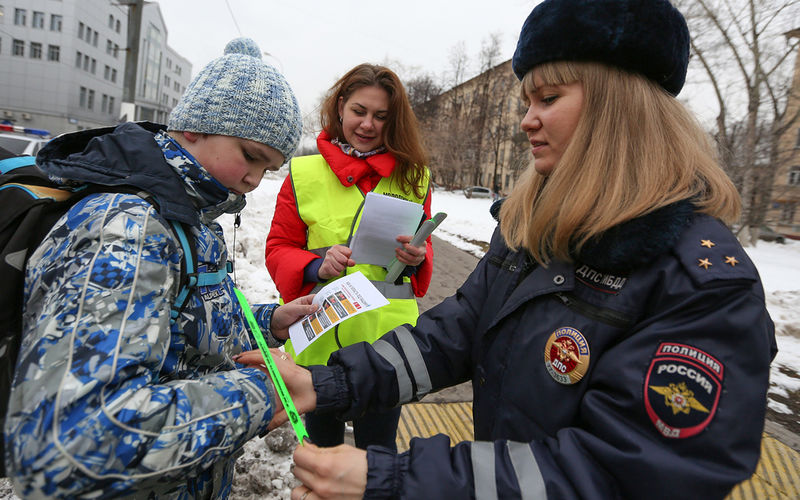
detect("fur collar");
top-left (491, 199), bottom-right (696, 273)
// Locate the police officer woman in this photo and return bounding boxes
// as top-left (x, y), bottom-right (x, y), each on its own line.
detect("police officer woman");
top-left (243, 1), bottom-right (776, 498)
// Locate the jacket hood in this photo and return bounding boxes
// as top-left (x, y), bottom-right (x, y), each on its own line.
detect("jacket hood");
top-left (36, 122), bottom-right (199, 227)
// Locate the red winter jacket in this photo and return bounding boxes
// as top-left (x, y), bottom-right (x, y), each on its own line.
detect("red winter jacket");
top-left (265, 131), bottom-right (433, 302)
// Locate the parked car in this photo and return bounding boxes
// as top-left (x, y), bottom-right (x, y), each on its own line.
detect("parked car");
top-left (463, 186), bottom-right (493, 199)
top-left (759, 225), bottom-right (785, 244)
top-left (0, 124), bottom-right (51, 156)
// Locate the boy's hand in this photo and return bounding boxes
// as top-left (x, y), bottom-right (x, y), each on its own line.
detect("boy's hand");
top-left (235, 348), bottom-right (317, 429)
top-left (318, 245), bottom-right (355, 280)
top-left (271, 294), bottom-right (318, 340)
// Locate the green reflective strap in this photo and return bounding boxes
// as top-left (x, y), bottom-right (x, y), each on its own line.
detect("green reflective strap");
top-left (233, 288), bottom-right (309, 444)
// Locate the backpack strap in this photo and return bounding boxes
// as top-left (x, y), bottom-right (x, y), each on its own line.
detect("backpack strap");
top-left (166, 219), bottom-right (230, 325)
top-left (0, 156), bottom-right (38, 174)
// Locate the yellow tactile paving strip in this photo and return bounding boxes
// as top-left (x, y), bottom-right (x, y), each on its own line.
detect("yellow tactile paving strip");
top-left (396, 402), bottom-right (800, 498)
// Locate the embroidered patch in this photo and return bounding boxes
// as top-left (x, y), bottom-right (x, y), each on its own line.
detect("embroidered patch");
top-left (544, 327), bottom-right (590, 385)
top-left (644, 343), bottom-right (723, 439)
top-left (575, 264), bottom-right (628, 294)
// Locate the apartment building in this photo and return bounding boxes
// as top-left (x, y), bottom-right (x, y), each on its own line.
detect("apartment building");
top-left (0, 0), bottom-right (190, 136)
top-left (766, 29), bottom-right (800, 239)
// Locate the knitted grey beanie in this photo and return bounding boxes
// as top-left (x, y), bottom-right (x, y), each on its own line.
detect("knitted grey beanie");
top-left (168, 37), bottom-right (302, 161)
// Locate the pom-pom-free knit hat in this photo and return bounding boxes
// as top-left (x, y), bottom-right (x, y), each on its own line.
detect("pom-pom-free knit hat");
top-left (168, 37), bottom-right (302, 160)
top-left (512, 0), bottom-right (690, 96)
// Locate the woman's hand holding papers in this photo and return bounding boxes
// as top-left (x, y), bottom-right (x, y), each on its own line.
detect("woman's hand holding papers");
top-left (318, 245), bottom-right (356, 280)
top-left (395, 234), bottom-right (426, 266)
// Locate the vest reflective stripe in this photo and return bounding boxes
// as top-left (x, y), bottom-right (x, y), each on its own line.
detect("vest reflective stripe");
top-left (394, 325), bottom-right (431, 398)
top-left (285, 154), bottom-right (430, 366)
top-left (471, 442), bottom-right (498, 500)
top-left (507, 441), bottom-right (545, 499)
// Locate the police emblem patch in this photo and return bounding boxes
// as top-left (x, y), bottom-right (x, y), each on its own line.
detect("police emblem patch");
top-left (644, 343), bottom-right (724, 439)
top-left (544, 327), bottom-right (590, 385)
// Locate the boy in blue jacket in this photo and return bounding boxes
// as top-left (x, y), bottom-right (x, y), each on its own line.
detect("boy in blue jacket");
top-left (4, 37), bottom-right (314, 498)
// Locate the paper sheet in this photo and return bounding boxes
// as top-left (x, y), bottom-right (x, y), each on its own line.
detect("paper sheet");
top-left (288, 272), bottom-right (389, 355)
top-left (349, 192), bottom-right (423, 267)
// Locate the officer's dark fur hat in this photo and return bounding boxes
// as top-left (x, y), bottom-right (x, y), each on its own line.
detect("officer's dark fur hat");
top-left (511, 0), bottom-right (690, 96)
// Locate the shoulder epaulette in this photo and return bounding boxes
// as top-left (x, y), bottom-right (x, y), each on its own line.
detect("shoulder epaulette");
top-left (673, 215), bottom-right (758, 286)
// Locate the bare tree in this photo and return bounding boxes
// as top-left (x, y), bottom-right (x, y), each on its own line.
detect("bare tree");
top-left (676, 0), bottom-right (800, 244)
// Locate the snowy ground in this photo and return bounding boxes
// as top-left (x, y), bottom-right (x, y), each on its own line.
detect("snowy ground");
top-left (2, 171), bottom-right (797, 497)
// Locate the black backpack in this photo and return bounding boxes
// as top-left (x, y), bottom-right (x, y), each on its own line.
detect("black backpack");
top-left (0, 151), bottom-right (225, 476)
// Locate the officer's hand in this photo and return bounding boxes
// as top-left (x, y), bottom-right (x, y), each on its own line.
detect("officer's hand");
top-left (234, 348), bottom-right (317, 428)
top-left (292, 443), bottom-right (367, 500)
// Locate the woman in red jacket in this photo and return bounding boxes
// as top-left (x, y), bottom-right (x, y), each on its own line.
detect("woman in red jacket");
top-left (264, 63), bottom-right (432, 451)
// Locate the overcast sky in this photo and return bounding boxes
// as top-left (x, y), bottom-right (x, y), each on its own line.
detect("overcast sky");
top-left (153, 0), bottom-right (539, 123)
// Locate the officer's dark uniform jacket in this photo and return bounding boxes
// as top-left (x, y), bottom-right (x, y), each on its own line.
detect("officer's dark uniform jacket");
top-left (310, 200), bottom-right (777, 499)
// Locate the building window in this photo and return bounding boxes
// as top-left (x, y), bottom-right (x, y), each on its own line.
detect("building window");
top-left (113, 43), bottom-right (119, 58)
top-left (108, 14), bottom-right (114, 28)
top-left (47, 44), bottom-right (60, 61)
top-left (50, 14), bottom-right (62, 32)
top-left (111, 68), bottom-right (117, 83)
top-left (104, 65), bottom-right (110, 80)
top-left (166, 58), bottom-right (172, 69)
top-left (164, 75), bottom-right (170, 87)
top-left (90, 58), bottom-right (96, 74)
top-left (173, 81), bottom-right (180, 92)
top-left (88, 89), bottom-right (95, 110)
top-left (781, 202), bottom-right (797, 224)
top-left (108, 96), bottom-right (115, 115)
top-left (789, 167), bottom-right (800, 186)
top-left (14, 8), bottom-right (25, 26)
top-left (101, 94), bottom-right (108, 112)
top-left (30, 42), bottom-right (42, 59)
top-left (172, 97), bottom-right (178, 107)
top-left (78, 22), bottom-right (84, 39)
top-left (32, 11), bottom-right (44, 29)
top-left (93, 31), bottom-right (98, 46)
top-left (106, 39), bottom-right (113, 55)
top-left (116, 19), bottom-right (121, 33)
top-left (79, 86), bottom-right (87, 107)
top-left (175, 65), bottom-right (182, 76)
top-left (12, 38), bottom-right (24, 56)
top-left (83, 54), bottom-right (89, 71)
top-left (75, 50), bottom-right (82, 67)
top-left (85, 27), bottom-right (92, 43)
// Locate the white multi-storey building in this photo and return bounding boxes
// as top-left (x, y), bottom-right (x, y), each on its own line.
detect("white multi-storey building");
top-left (0, 0), bottom-right (191, 136)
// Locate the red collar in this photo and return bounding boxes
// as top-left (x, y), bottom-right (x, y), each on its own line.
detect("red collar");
top-left (317, 131), bottom-right (396, 187)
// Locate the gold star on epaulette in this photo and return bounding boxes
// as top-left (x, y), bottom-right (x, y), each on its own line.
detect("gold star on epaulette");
top-left (698, 258), bottom-right (712, 269)
top-left (700, 239), bottom-right (715, 248)
top-left (724, 256), bottom-right (739, 267)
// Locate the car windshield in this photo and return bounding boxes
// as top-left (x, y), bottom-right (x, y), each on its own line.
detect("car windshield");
top-left (0, 136), bottom-right (30, 155)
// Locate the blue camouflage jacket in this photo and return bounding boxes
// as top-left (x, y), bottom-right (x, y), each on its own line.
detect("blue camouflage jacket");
top-left (4, 122), bottom-right (282, 499)
top-left (311, 201), bottom-right (777, 499)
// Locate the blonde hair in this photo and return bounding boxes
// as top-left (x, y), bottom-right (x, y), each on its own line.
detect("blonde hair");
top-left (499, 61), bottom-right (740, 265)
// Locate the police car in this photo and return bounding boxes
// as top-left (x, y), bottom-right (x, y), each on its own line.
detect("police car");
top-left (0, 124), bottom-right (51, 156)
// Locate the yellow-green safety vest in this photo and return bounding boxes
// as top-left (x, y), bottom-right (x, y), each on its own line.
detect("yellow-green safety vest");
top-left (284, 154), bottom-right (430, 366)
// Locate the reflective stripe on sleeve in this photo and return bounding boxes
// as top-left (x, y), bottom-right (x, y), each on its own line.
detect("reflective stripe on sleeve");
top-left (507, 441), bottom-right (545, 499)
top-left (471, 441), bottom-right (498, 500)
top-left (394, 325), bottom-right (432, 398)
top-left (372, 339), bottom-right (413, 403)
